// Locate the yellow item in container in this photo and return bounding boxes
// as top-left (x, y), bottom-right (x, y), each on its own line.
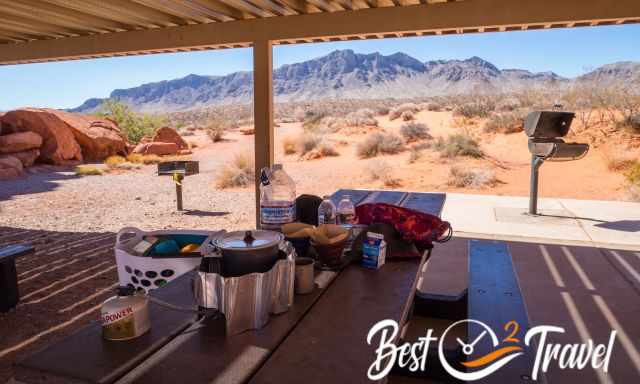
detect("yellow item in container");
top-left (180, 243), bottom-right (200, 253)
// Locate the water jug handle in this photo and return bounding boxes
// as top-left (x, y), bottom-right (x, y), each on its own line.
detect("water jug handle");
top-left (115, 227), bottom-right (144, 247)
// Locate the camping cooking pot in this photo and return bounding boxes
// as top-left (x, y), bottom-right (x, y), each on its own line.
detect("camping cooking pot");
top-left (213, 230), bottom-right (283, 277)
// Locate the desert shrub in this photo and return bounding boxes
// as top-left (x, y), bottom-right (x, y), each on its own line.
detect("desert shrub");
top-left (407, 142), bottom-right (432, 164)
top-left (98, 99), bottom-right (165, 144)
top-left (345, 108), bottom-right (378, 127)
top-left (483, 112), bottom-right (525, 134)
top-left (297, 134), bottom-right (322, 155)
top-left (357, 133), bottom-right (406, 158)
top-left (435, 134), bottom-right (484, 158)
top-left (205, 120), bottom-right (225, 142)
top-left (126, 153), bottom-right (143, 163)
top-left (495, 97), bottom-right (522, 112)
top-left (316, 141), bottom-right (339, 157)
top-left (626, 162), bottom-right (640, 186)
top-left (424, 102), bottom-right (443, 112)
top-left (603, 147), bottom-right (637, 171)
top-left (447, 166), bottom-right (497, 188)
top-left (365, 160), bottom-right (401, 187)
top-left (626, 114), bottom-right (640, 133)
top-left (389, 103), bottom-right (420, 121)
top-left (376, 106), bottom-right (390, 116)
top-left (104, 155), bottom-right (126, 168)
top-left (74, 166), bottom-right (103, 176)
top-left (282, 136), bottom-right (297, 155)
top-left (302, 111), bottom-right (328, 132)
top-left (216, 152), bottom-right (255, 188)
top-left (401, 110), bottom-right (415, 121)
top-left (400, 122), bottom-right (432, 142)
top-left (453, 100), bottom-right (495, 119)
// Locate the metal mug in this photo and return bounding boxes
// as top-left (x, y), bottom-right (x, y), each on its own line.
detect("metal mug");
top-left (294, 257), bottom-right (315, 295)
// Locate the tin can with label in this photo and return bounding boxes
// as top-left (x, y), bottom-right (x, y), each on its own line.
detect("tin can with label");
top-left (101, 286), bottom-right (150, 341)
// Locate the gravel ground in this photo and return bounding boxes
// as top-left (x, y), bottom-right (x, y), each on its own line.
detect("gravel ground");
top-left (1, 153), bottom-right (256, 234)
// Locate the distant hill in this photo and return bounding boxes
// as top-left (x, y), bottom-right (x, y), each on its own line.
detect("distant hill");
top-left (70, 49), bottom-right (639, 113)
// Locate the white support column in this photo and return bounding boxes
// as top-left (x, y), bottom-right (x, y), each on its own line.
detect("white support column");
top-left (253, 39), bottom-right (274, 228)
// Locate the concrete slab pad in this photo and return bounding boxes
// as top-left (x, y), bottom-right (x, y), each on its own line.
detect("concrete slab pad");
top-left (494, 207), bottom-right (579, 226)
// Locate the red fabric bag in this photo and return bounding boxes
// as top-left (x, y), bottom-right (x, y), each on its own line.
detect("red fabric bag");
top-left (355, 203), bottom-right (452, 252)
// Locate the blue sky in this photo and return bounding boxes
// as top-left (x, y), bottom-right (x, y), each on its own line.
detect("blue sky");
top-left (0, 24), bottom-right (638, 111)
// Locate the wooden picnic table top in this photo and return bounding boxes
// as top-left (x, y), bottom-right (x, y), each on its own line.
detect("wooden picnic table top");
top-left (14, 189), bottom-right (446, 384)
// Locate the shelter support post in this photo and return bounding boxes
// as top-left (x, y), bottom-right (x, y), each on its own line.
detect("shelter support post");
top-left (253, 39), bottom-right (274, 227)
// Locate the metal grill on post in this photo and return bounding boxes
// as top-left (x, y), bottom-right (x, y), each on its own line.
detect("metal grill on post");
top-left (524, 111), bottom-right (589, 215)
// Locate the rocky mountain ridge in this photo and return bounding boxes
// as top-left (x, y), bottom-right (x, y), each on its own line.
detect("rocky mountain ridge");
top-left (70, 49), bottom-right (639, 113)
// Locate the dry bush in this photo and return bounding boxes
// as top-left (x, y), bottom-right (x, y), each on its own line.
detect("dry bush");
top-left (435, 134), bottom-right (484, 158)
top-left (603, 147), bottom-right (637, 171)
top-left (315, 141), bottom-right (339, 157)
top-left (376, 106), bottom-right (390, 116)
top-left (389, 103), bottom-right (420, 121)
top-left (448, 166), bottom-right (497, 188)
top-left (74, 166), bottom-right (103, 176)
top-left (345, 108), bottom-right (378, 127)
top-left (625, 162), bottom-right (640, 201)
top-left (216, 152), bottom-right (255, 188)
top-left (365, 160), bottom-right (401, 187)
top-left (627, 114), bottom-right (640, 134)
top-left (126, 153), bottom-right (143, 163)
top-left (424, 102), bottom-right (443, 112)
top-left (282, 136), bottom-right (297, 155)
top-left (453, 100), bottom-right (495, 119)
top-left (205, 120), bottom-right (225, 142)
top-left (407, 142), bottom-right (432, 164)
top-left (495, 97), bottom-right (522, 112)
top-left (140, 155), bottom-right (162, 164)
top-left (483, 112), bottom-right (526, 134)
top-left (297, 134), bottom-right (323, 155)
top-left (400, 122), bottom-right (432, 142)
top-left (401, 110), bottom-right (415, 121)
top-left (104, 155), bottom-right (126, 168)
top-left (357, 133), bottom-right (406, 158)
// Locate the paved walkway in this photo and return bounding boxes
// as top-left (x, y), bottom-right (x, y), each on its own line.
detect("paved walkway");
top-left (441, 193), bottom-right (640, 251)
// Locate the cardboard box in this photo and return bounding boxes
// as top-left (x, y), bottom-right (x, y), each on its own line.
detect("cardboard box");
top-left (361, 232), bottom-right (386, 270)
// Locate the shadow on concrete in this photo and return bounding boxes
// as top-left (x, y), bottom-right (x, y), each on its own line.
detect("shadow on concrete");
top-left (594, 220), bottom-right (640, 233)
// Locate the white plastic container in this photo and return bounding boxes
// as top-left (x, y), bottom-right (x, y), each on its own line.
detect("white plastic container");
top-left (260, 164), bottom-right (296, 231)
top-left (114, 227), bottom-right (218, 293)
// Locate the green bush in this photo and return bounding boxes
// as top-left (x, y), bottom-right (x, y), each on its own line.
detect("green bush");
top-left (453, 101), bottom-right (495, 119)
top-left (98, 99), bottom-right (165, 144)
top-left (435, 134), bottom-right (484, 158)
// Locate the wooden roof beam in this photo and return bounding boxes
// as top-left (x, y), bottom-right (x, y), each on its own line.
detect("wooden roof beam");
top-left (1, 0), bottom-right (639, 65)
top-left (306, 0), bottom-right (342, 12)
top-left (249, 0), bottom-right (297, 16)
top-left (276, 0), bottom-right (320, 13)
top-left (189, 0), bottom-right (248, 20)
top-left (217, 0), bottom-right (275, 17)
top-left (39, 0), bottom-right (187, 28)
top-left (0, 0), bottom-right (127, 33)
top-left (130, 0), bottom-right (217, 23)
top-left (0, 15), bottom-right (79, 38)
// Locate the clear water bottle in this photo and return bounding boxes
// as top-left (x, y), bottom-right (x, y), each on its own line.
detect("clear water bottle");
top-left (260, 164), bottom-right (296, 231)
top-left (317, 195), bottom-right (336, 225)
top-left (337, 195), bottom-right (356, 225)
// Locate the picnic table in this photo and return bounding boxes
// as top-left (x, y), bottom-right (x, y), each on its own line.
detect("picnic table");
top-left (14, 189), bottom-right (447, 384)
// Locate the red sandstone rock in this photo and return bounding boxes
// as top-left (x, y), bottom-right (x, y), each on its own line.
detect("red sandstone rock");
top-left (0, 131), bottom-right (43, 154)
top-left (152, 127), bottom-right (188, 150)
top-left (132, 142), bottom-right (179, 156)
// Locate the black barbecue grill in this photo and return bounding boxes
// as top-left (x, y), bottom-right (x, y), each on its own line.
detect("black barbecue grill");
top-left (525, 111), bottom-right (589, 215)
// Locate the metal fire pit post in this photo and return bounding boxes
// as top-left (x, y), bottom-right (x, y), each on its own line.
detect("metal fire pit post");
top-left (173, 172), bottom-right (184, 211)
top-left (523, 111), bottom-right (589, 216)
top-left (528, 156), bottom-right (545, 215)
top-left (157, 161), bottom-right (199, 212)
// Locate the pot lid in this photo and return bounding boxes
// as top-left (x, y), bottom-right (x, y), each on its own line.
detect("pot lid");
top-left (215, 230), bottom-right (283, 251)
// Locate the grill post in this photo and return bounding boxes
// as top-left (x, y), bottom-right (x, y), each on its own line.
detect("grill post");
top-left (529, 156), bottom-right (545, 215)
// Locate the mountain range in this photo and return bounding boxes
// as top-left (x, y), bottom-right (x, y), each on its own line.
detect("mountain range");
top-left (71, 49), bottom-right (640, 113)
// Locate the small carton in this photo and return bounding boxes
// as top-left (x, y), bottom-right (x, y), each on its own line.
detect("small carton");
top-left (361, 232), bottom-right (387, 270)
